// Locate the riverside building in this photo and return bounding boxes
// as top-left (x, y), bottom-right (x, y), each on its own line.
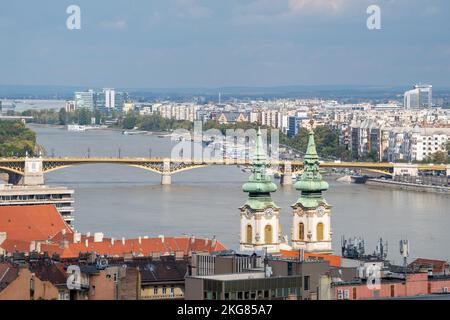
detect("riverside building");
top-left (0, 184), bottom-right (75, 226)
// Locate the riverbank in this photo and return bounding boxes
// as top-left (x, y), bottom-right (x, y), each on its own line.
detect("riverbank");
top-left (366, 179), bottom-right (450, 194)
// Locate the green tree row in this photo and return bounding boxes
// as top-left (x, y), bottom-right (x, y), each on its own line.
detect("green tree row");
top-left (0, 120), bottom-right (36, 157)
top-left (21, 108), bottom-right (106, 126)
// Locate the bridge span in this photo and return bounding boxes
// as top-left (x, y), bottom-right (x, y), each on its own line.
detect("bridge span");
top-left (0, 157), bottom-right (448, 186)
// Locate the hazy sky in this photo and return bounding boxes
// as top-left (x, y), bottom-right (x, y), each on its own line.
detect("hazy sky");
top-left (1, 0), bottom-right (450, 88)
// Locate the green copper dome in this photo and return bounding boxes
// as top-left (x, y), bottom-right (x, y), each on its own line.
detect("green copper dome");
top-left (241, 128), bottom-right (278, 210)
top-left (293, 129), bottom-right (329, 208)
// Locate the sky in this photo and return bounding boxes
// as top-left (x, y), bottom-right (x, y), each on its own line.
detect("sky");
top-left (1, 0), bottom-right (450, 89)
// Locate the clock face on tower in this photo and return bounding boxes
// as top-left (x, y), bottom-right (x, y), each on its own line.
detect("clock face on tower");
top-left (317, 206), bottom-right (325, 216)
top-left (265, 208), bottom-right (273, 217)
top-left (245, 208), bottom-right (253, 218)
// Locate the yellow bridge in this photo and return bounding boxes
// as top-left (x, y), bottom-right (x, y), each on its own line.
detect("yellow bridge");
top-left (0, 157), bottom-right (448, 186)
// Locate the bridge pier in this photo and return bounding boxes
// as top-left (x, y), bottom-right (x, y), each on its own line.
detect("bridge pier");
top-left (161, 174), bottom-right (172, 185)
top-left (161, 158), bottom-right (172, 185)
top-left (22, 158), bottom-right (44, 186)
top-left (393, 163), bottom-right (418, 178)
top-left (280, 161), bottom-right (293, 186)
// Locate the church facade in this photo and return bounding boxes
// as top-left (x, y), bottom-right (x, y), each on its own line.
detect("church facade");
top-left (240, 127), bottom-right (333, 255)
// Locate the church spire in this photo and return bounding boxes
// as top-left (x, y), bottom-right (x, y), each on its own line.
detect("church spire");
top-left (242, 128), bottom-right (277, 196)
top-left (294, 128), bottom-right (329, 207)
top-left (240, 127), bottom-right (281, 253)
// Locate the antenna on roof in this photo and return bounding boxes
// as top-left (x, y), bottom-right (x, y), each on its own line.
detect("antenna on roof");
top-left (399, 238), bottom-right (409, 280)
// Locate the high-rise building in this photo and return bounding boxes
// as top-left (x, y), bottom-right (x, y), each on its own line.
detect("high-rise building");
top-left (96, 89), bottom-right (127, 111)
top-left (288, 116), bottom-right (302, 138)
top-left (291, 129), bottom-right (332, 254)
top-left (404, 85), bottom-right (432, 109)
top-left (239, 128), bottom-right (280, 253)
top-left (74, 90), bottom-right (95, 110)
top-left (104, 88), bottom-right (115, 109)
top-left (0, 184), bottom-right (75, 226)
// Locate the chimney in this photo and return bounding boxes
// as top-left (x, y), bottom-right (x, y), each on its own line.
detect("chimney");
top-left (121, 237), bottom-right (125, 245)
top-left (85, 239), bottom-right (89, 248)
top-left (111, 238), bottom-right (115, 245)
top-left (299, 249), bottom-right (305, 262)
top-left (60, 240), bottom-right (69, 249)
top-left (212, 236), bottom-right (217, 247)
top-left (0, 232), bottom-right (7, 245)
top-left (138, 236), bottom-right (142, 245)
top-left (29, 241), bottom-right (36, 252)
top-left (62, 229), bottom-right (66, 236)
top-left (143, 236), bottom-right (148, 239)
top-left (159, 235), bottom-right (164, 243)
top-left (86, 232), bottom-right (91, 237)
top-left (94, 232), bottom-right (104, 243)
top-left (74, 232), bottom-right (81, 243)
top-left (191, 236), bottom-right (195, 244)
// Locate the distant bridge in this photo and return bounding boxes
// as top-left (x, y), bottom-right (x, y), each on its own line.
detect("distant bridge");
top-left (0, 157), bottom-right (448, 186)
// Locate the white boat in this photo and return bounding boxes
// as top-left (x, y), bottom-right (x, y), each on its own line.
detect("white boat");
top-left (67, 124), bottom-right (86, 132)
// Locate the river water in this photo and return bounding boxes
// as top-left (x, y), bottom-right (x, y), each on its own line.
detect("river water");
top-left (30, 125), bottom-right (450, 263)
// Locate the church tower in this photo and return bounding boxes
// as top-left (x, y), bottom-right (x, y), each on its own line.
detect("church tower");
top-left (291, 129), bottom-right (333, 254)
top-left (240, 128), bottom-right (280, 253)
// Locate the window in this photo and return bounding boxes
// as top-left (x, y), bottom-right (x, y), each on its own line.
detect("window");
top-left (246, 225), bottom-right (252, 244)
top-left (316, 223), bottom-right (324, 241)
top-left (304, 276), bottom-right (310, 291)
top-left (343, 290), bottom-right (350, 300)
top-left (352, 287), bottom-right (357, 300)
top-left (264, 225), bottom-right (273, 244)
top-left (162, 287), bottom-right (167, 295)
top-left (91, 285), bottom-right (96, 296)
top-left (390, 285), bottom-right (395, 297)
top-left (299, 223), bottom-right (305, 240)
top-left (153, 287), bottom-right (158, 295)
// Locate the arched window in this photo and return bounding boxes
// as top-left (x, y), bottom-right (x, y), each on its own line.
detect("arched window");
top-left (265, 225), bottom-right (273, 244)
top-left (298, 223), bottom-right (305, 240)
top-left (317, 223), bottom-right (324, 241)
top-left (246, 225), bottom-right (252, 244)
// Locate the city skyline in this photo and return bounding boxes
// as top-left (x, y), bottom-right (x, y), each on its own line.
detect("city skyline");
top-left (1, 0), bottom-right (450, 88)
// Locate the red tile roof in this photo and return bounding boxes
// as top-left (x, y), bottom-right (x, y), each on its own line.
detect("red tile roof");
top-left (279, 250), bottom-right (342, 267)
top-left (41, 236), bottom-right (226, 259)
top-left (0, 205), bottom-right (73, 241)
top-left (0, 205), bottom-right (226, 259)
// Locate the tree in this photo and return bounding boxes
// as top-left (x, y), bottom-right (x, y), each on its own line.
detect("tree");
top-left (0, 120), bottom-right (36, 157)
top-left (431, 151), bottom-right (448, 164)
top-left (77, 108), bottom-right (92, 125)
top-left (122, 113), bottom-right (138, 130)
top-left (58, 108), bottom-right (67, 125)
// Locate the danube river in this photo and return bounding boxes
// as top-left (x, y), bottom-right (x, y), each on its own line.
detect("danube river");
top-left (30, 125), bottom-right (450, 262)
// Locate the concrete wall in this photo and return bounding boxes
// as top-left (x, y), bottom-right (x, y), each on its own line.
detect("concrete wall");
top-left (184, 277), bottom-right (204, 300)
